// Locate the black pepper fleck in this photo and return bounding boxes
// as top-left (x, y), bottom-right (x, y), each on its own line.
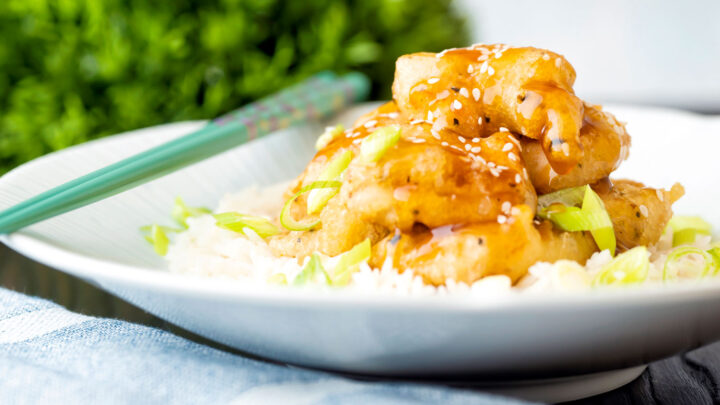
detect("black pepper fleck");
top-left (453, 118), bottom-right (459, 125)
top-left (477, 238), bottom-right (484, 245)
top-left (484, 116), bottom-right (490, 123)
top-left (451, 87), bottom-right (460, 92)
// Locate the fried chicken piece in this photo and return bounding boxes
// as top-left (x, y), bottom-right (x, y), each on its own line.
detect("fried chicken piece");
top-left (392, 44), bottom-right (584, 173)
top-left (521, 103), bottom-right (631, 193)
top-left (370, 206), bottom-right (596, 285)
top-left (269, 107), bottom-right (535, 258)
top-left (594, 179), bottom-right (685, 250)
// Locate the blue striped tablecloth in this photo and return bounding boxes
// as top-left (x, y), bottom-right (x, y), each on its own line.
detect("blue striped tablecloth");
top-left (0, 287), bottom-right (528, 404)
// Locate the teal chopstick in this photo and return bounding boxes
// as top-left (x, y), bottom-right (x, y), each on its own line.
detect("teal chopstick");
top-left (0, 71), bottom-right (370, 234)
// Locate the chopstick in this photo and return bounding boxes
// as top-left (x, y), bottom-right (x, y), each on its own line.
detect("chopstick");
top-left (0, 71), bottom-right (369, 234)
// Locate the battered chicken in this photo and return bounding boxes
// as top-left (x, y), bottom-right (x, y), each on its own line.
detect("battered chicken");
top-left (267, 44), bottom-right (683, 286)
top-left (522, 103), bottom-right (631, 193)
top-left (595, 179), bottom-right (684, 250)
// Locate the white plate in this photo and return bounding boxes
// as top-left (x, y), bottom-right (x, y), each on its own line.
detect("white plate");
top-left (2, 104), bottom-right (720, 400)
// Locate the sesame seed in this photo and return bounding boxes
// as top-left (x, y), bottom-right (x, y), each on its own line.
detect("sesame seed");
top-left (363, 120), bottom-right (377, 128)
top-left (480, 61), bottom-right (488, 74)
top-left (515, 174), bottom-right (521, 183)
top-left (487, 66), bottom-right (495, 76)
top-left (555, 57), bottom-right (562, 67)
top-left (472, 88), bottom-right (481, 101)
top-left (639, 205), bottom-right (649, 217)
top-left (452, 100), bottom-right (463, 110)
top-left (542, 54), bottom-right (550, 61)
top-left (561, 143), bottom-right (570, 156)
top-left (436, 90), bottom-right (450, 100)
top-left (458, 136), bottom-right (466, 143)
top-left (487, 162), bottom-right (496, 168)
top-left (477, 116), bottom-right (483, 126)
top-left (465, 143), bottom-right (471, 151)
top-left (495, 52), bottom-right (503, 59)
top-left (467, 64), bottom-right (474, 74)
top-left (431, 130), bottom-right (441, 140)
top-left (472, 137), bottom-right (480, 143)
top-left (388, 112), bottom-right (399, 118)
top-left (499, 127), bottom-right (508, 132)
top-left (450, 145), bottom-right (464, 152)
top-left (477, 54), bottom-right (488, 61)
top-left (459, 87), bottom-right (469, 98)
top-left (656, 189), bottom-right (664, 202)
top-left (427, 111), bottom-right (434, 121)
top-left (501, 201), bottom-right (511, 212)
top-left (441, 141), bottom-right (449, 146)
top-left (497, 215), bottom-right (507, 224)
top-left (471, 146), bottom-right (481, 153)
top-left (428, 77), bottom-right (440, 84)
top-left (502, 143), bottom-right (513, 152)
top-left (508, 152), bottom-right (517, 161)
top-left (410, 119), bottom-right (424, 125)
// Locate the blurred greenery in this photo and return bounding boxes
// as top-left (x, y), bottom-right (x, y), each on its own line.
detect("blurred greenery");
top-left (0, 0), bottom-right (468, 174)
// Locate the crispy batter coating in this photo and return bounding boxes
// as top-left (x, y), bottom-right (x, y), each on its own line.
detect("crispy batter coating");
top-left (393, 45), bottom-right (584, 174)
top-left (522, 103), bottom-right (631, 193)
top-left (370, 206), bottom-right (596, 285)
top-left (270, 103), bottom-right (535, 258)
top-left (595, 179), bottom-right (684, 250)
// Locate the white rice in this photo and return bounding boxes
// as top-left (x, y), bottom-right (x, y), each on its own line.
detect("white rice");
top-left (167, 183), bottom-right (715, 297)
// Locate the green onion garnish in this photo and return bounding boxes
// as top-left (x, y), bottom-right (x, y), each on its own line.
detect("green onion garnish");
top-left (140, 224), bottom-right (173, 256)
top-left (315, 124), bottom-right (345, 151)
top-left (663, 246), bottom-right (716, 281)
top-left (539, 185), bottom-right (616, 255)
top-left (709, 247), bottom-right (720, 274)
top-left (294, 253), bottom-right (330, 286)
top-left (280, 180), bottom-right (342, 231)
top-left (360, 125), bottom-right (401, 163)
top-left (537, 186), bottom-right (586, 211)
top-left (330, 239), bottom-right (371, 286)
top-left (593, 246), bottom-right (650, 286)
top-left (172, 197), bottom-right (212, 228)
top-left (213, 212), bottom-right (279, 239)
top-left (667, 215), bottom-right (713, 247)
top-left (307, 150), bottom-right (353, 214)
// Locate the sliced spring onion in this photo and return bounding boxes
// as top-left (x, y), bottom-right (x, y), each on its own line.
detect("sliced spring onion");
top-left (537, 185), bottom-right (586, 211)
top-left (593, 246), bottom-right (650, 286)
top-left (667, 215), bottom-right (713, 247)
top-left (294, 253), bottom-right (330, 286)
top-left (140, 224), bottom-right (171, 256)
top-left (662, 246), bottom-right (716, 282)
top-left (315, 124), bottom-right (345, 150)
top-left (280, 180), bottom-right (342, 231)
top-left (330, 239), bottom-right (371, 286)
top-left (539, 185), bottom-right (616, 255)
top-left (360, 125), bottom-right (401, 163)
top-left (709, 247), bottom-right (720, 275)
top-left (172, 197), bottom-right (212, 228)
top-left (267, 273), bottom-right (288, 285)
top-left (306, 150), bottom-right (353, 214)
top-left (214, 212), bottom-right (279, 238)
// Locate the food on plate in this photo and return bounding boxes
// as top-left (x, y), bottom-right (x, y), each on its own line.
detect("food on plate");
top-left (145, 44), bottom-right (719, 295)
